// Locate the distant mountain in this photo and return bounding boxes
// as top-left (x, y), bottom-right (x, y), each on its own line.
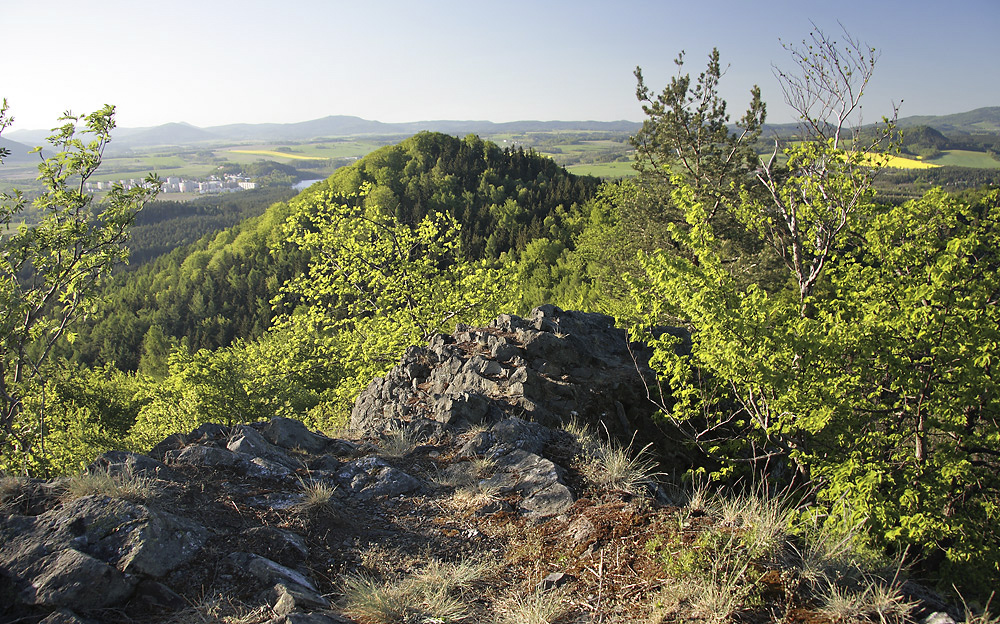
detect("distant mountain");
top-left (896, 107), bottom-right (1000, 134)
top-left (113, 122), bottom-right (222, 148)
top-left (8, 116), bottom-right (643, 150)
top-left (0, 136), bottom-right (38, 163)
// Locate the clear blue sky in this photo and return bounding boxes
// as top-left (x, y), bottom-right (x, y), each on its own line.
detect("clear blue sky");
top-left (3, 0), bottom-right (998, 131)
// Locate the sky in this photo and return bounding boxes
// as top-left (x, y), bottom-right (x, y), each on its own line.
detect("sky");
top-left (3, 0), bottom-right (999, 132)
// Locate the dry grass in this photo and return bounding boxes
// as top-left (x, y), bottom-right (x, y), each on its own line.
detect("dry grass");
top-left (161, 592), bottom-right (271, 624)
top-left (341, 558), bottom-right (488, 623)
top-left (379, 424), bottom-right (422, 458)
top-left (583, 436), bottom-right (660, 495)
top-left (0, 475), bottom-right (28, 509)
top-left (498, 588), bottom-right (568, 624)
top-left (61, 466), bottom-right (156, 503)
top-left (294, 477), bottom-right (338, 517)
top-left (708, 486), bottom-right (794, 559)
top-left (817, 575), bottom-right (915, 624)
top-left (960, 592), bottom-right (999, 624)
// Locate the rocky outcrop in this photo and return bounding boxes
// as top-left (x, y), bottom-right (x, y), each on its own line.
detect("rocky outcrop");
top-left (4, 307), bottom-right (951, 624)
top-left (351, 305), bottom-right (669, 436)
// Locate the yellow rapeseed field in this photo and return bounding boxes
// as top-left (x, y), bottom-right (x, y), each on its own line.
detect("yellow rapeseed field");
top-left (230, 149), bottom-right (324, 161)
top-left (861, 153), bottom-right (940, 169)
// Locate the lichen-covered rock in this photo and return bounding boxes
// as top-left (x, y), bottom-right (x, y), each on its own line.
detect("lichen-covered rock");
top-left (336, 456), bottom-right (422, 499)
top-left (350, 305), bottom-right (671, 443)
top-left (0, 495), bottom-right (206, 610)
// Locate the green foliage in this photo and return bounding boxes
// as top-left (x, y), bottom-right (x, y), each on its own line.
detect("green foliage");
top-left (279, 185), bottom-right (510, 424)
top-left (0, 104), bottom-right (160, 472)
top-left (127, 321), bottom-right (339, 450)
top-left (626, 29), bottom-right (998, 596)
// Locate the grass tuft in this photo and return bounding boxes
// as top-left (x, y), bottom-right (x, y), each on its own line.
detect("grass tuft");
top-left (379, 424), bottom-right (422, 458)
top-left (498, 588), bottom-right (568, 624)
top-left (342, 558), bottom-right (488, 623)
top-left (582, 434), bottom-right (660, 495)
top-left (61, 465), bottom-right (156, 503)
top-left (294, 476), bottom-right (339, 517)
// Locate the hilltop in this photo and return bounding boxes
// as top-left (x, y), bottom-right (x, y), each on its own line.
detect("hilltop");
top-left (0, 307), bottom-right (961, 624)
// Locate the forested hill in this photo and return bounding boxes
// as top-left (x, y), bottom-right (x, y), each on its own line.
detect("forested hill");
top-left (63, 132), bottom-right (599, 372)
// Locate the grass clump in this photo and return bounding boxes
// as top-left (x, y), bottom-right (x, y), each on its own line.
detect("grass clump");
top-left (579, 431), bottom-right (660, 495)
top-left (294, 476), bottom-right (339, 517)
top-left (498, 588), bottom-right (568, 624)
top-left (379, 424), bottom-right (422, 458)
top-left (342, 558), bottom-right (488, 623)
top-left (61, 465), bottom-right (156, 503)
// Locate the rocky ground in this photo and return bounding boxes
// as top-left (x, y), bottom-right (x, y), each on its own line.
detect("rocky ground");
top-left (0, 307), bottom-right (965, 624)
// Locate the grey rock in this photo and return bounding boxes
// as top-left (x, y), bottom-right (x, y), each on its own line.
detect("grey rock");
top-left (228, 424), bottom-right (297, 468)
top-left (0, 494), bottom-right (206, 610)
top-left (922, 614), bottom-right (957, 624)
top-left (164, 444), bottom-right (239, 468)
top-left (229, 552), bottom-right (318, 593)
top-left (491, 419), bottom-right (550, 455)
top-left (270, 582), bottom-right (331, 616)
top-left (433, 392), bottom-right (492, 427)
top-left (336, 457), bottom-right (421, 499)
top-left (537, 572), bottom-right (573, 591)
top-left (22, 548), bottom-right (136, 609)
top-left (262, 417), bottom-right (331, 454)
top-left (133, 579), bottom-right (186, 610)
top-left (490, 448), bottom-right (574, 517)
top-left (87, 451), bottom-right (177, 481)
top-left (246, 527), bottom-right (309, 563)
top-left (39, 608), bottom-right (98, 624)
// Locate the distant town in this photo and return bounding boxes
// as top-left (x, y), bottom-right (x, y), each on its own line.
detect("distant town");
top-left (84, 173), bottom-right (257, 195)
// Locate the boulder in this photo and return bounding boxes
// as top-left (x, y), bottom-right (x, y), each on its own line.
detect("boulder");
top-left (0, 495), bottom-right (206, 609)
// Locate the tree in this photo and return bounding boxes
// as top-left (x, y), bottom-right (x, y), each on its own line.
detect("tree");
top-left (277, 184), bottom-right (509, 418)
top-left (627, 29), bottom-right (999, 593)
top-left (0, 103), bottom-right (160, 474)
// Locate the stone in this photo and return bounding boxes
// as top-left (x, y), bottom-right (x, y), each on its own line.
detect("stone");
top-left (336, 457), bottom-right (421, 499)
top-left (39, 608), bottom-right (98, 624)
top-left (22, 548), bottom-right (136, 609)
top-left (0, 494), bottom-right (206, 609)
top-left (270, 582), bottom-right (331, 616)
top-left (537, 572), bottom-right (573, 591)
top-left (262, 417), bottom-right (331, 454)
top-left (228, 424), bottom-right (297, 468)
top-left (229, 552), bottom-right (319, 593)
top-left (87, 451), bottom-right (178, 481)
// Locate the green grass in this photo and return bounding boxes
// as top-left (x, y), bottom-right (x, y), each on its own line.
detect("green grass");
top-left (926, 150), bottom-right (1000, 169)
top-left (567, 161), bottom-right (635, 178)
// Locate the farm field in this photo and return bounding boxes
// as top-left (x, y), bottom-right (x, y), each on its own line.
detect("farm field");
top-left (926, 149), bottom-right (1000, 169)
top-left (567, 161), bottom-right (635, 178)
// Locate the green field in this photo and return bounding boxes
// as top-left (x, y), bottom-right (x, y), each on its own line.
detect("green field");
top-left (567, 161), bottom-right (635, 178)
top-left (926, 149), bottom-right (1000, 169)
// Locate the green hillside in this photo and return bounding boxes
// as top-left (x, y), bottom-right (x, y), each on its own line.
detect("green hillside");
top-left (61, 132), bottom-right (599, 372)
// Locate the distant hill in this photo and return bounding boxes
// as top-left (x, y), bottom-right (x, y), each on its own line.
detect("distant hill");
top-left (896, 107), bottom-right (1000, 134)
top-left (0, 136), bottom-right (40, 163)
top-left (6, 116), bottom-right (643, 151)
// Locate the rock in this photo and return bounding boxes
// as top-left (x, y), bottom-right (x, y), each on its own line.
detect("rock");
top-left (39, 608), bottom-right (98, 624)
top-left (0, 495), bottom-right (206, 610)
top-left (245, 527), bottom-right (310, 564)
top-left (133, 579), bottom-right (186, 611)
top-left (922, 613), bottom-right (957, 624)
top-left (262, 417), bottom-right (331, 454)
top-left (229, 552), bottom-right (318, 593)
top-left (488, 449), bottom-right (574, 517)
top-left (228, 424), bottom-right (298, 469)
top-left (270, 582), bottom-right (331, 616)
top-left (537, 572), bottom-right (574, 591)
top-left (164, 444), bottom-right (240, 468)
top-left (21, 548), bottom-right (136, 609)
top-left (87, 451), bottom-right (178, 482)
top-left (336, 457), bottom-right (421, 499)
